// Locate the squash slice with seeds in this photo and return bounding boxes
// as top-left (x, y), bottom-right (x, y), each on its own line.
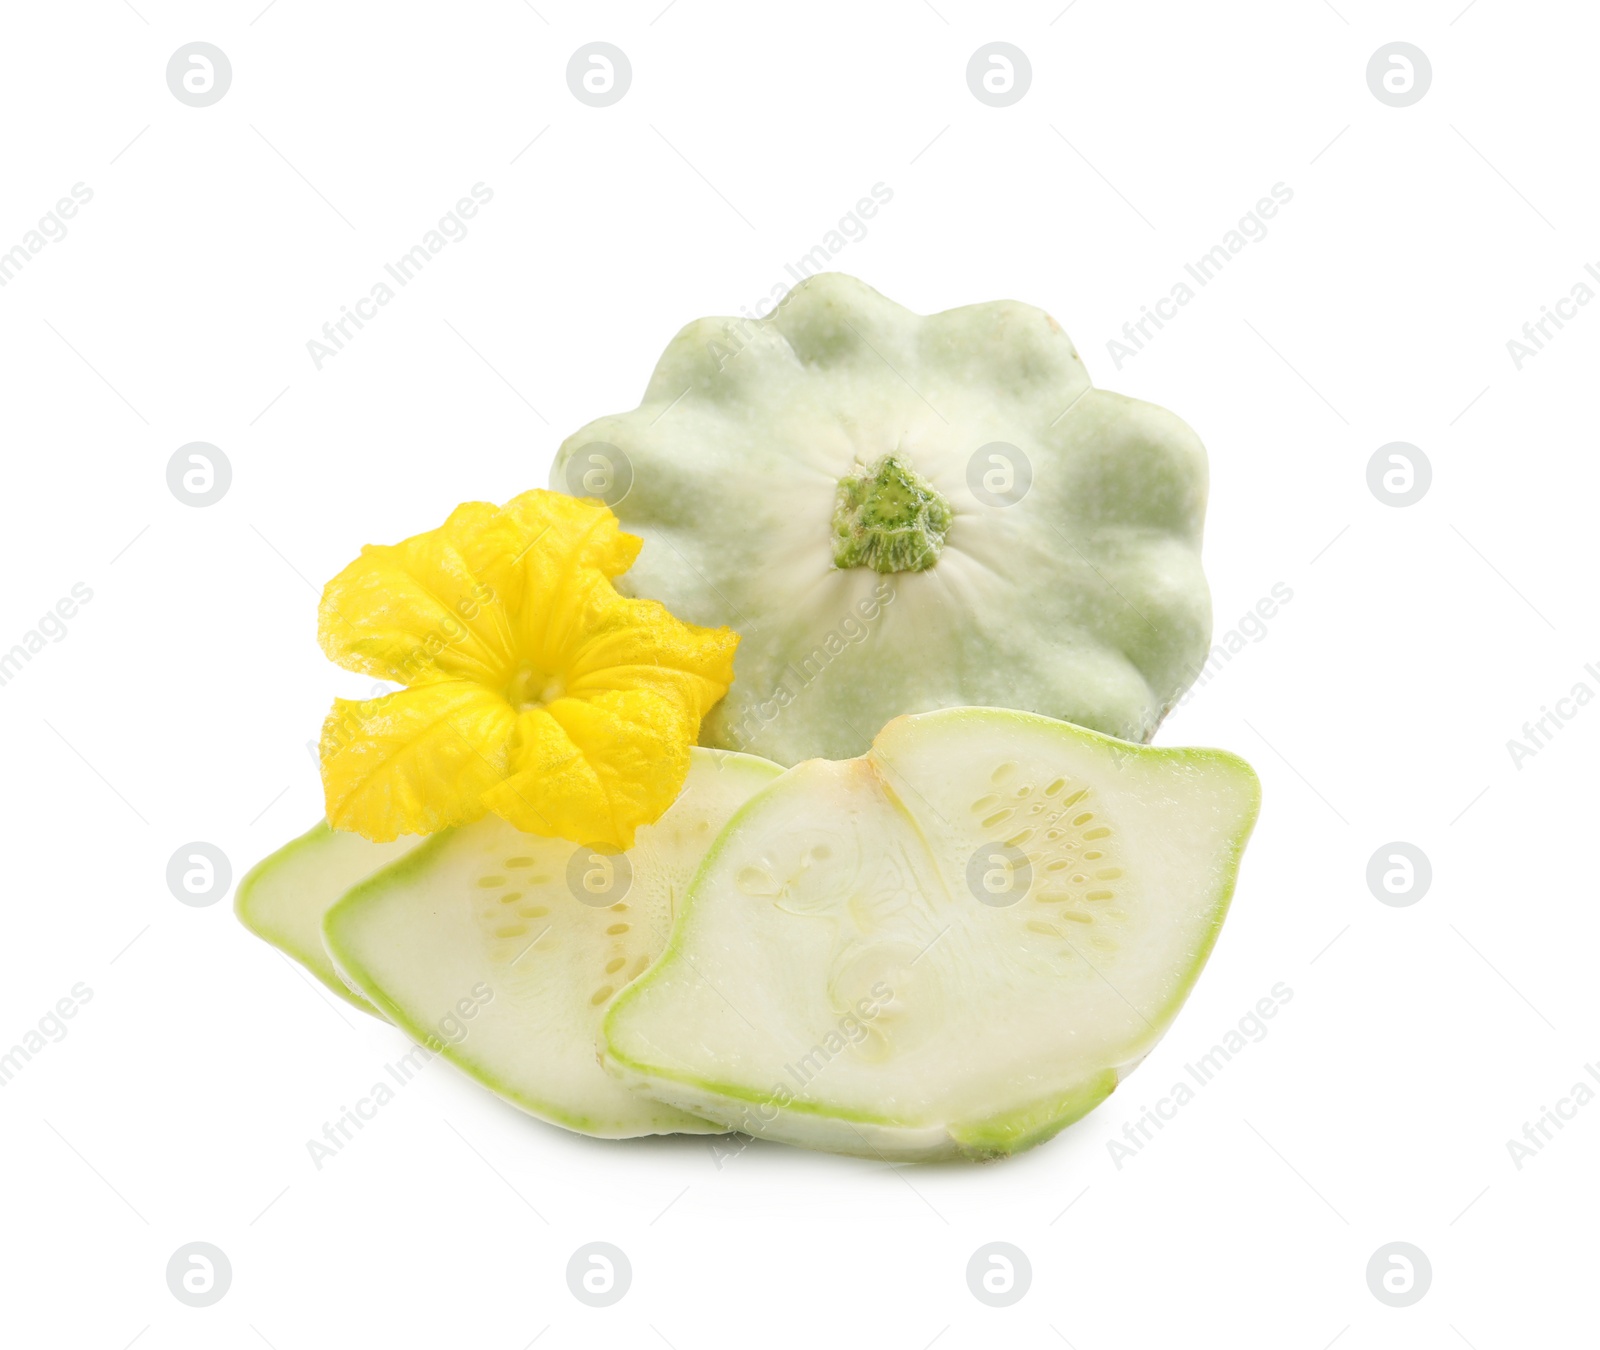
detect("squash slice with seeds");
top-left (323, 747), bottom-right (783, 1137)
top-left (602, 708), bottom-right (1259, 1160)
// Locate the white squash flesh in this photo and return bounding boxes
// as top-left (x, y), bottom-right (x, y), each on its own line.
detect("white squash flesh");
top-left (323, 748), bottom-right (783, 1138)
top-left (602, 708), bottom-right (1259, 1160)
top-left (235, 822), bottom-right (421, 1015)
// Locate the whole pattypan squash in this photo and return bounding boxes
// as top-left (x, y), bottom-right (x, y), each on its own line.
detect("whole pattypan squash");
top-left (552, 273), bottom-right (1212, 765)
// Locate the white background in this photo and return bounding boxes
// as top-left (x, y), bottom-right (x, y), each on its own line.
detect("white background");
top-left (1, 1), bottom-right (1594, 1345)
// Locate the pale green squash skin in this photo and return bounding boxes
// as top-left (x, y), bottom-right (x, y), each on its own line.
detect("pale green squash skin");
top-left (553, 273), bottom-right (1213, 766)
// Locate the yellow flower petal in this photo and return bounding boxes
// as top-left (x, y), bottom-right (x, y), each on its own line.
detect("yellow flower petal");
top-left (566, 593), bottom-right (738, 714)
top-left (480, 689), bottom-right (700, 850)
top-left (321, 681), bottom-right (516, 841)
top-left (319, 501), bottom-right (522, 687)
top-left (487, 490), bottom-right (642, 623)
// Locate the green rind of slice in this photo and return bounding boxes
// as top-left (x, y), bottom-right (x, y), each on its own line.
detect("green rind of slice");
top-left (323, 747), bottom-right (785, 1139)
top-left (602, 706), bottom-right (1260, 1161)
top-left (946, 1070), bottom-right (1119, 1159)
top-left (235, 821), bottom-right (422, 1016)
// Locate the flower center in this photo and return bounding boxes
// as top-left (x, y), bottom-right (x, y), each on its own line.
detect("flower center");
top-left (830, 454), bottom-right (953, 573)
top-left (506, 662), bottom-right (566, 711)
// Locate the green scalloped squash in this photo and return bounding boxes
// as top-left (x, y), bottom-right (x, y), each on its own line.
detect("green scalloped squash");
top-left (554, 273), bottom-right (1212, 765)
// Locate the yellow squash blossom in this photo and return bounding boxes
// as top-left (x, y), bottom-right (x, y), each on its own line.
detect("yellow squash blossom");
top-left (317, 490), bottom-right (738, 849)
